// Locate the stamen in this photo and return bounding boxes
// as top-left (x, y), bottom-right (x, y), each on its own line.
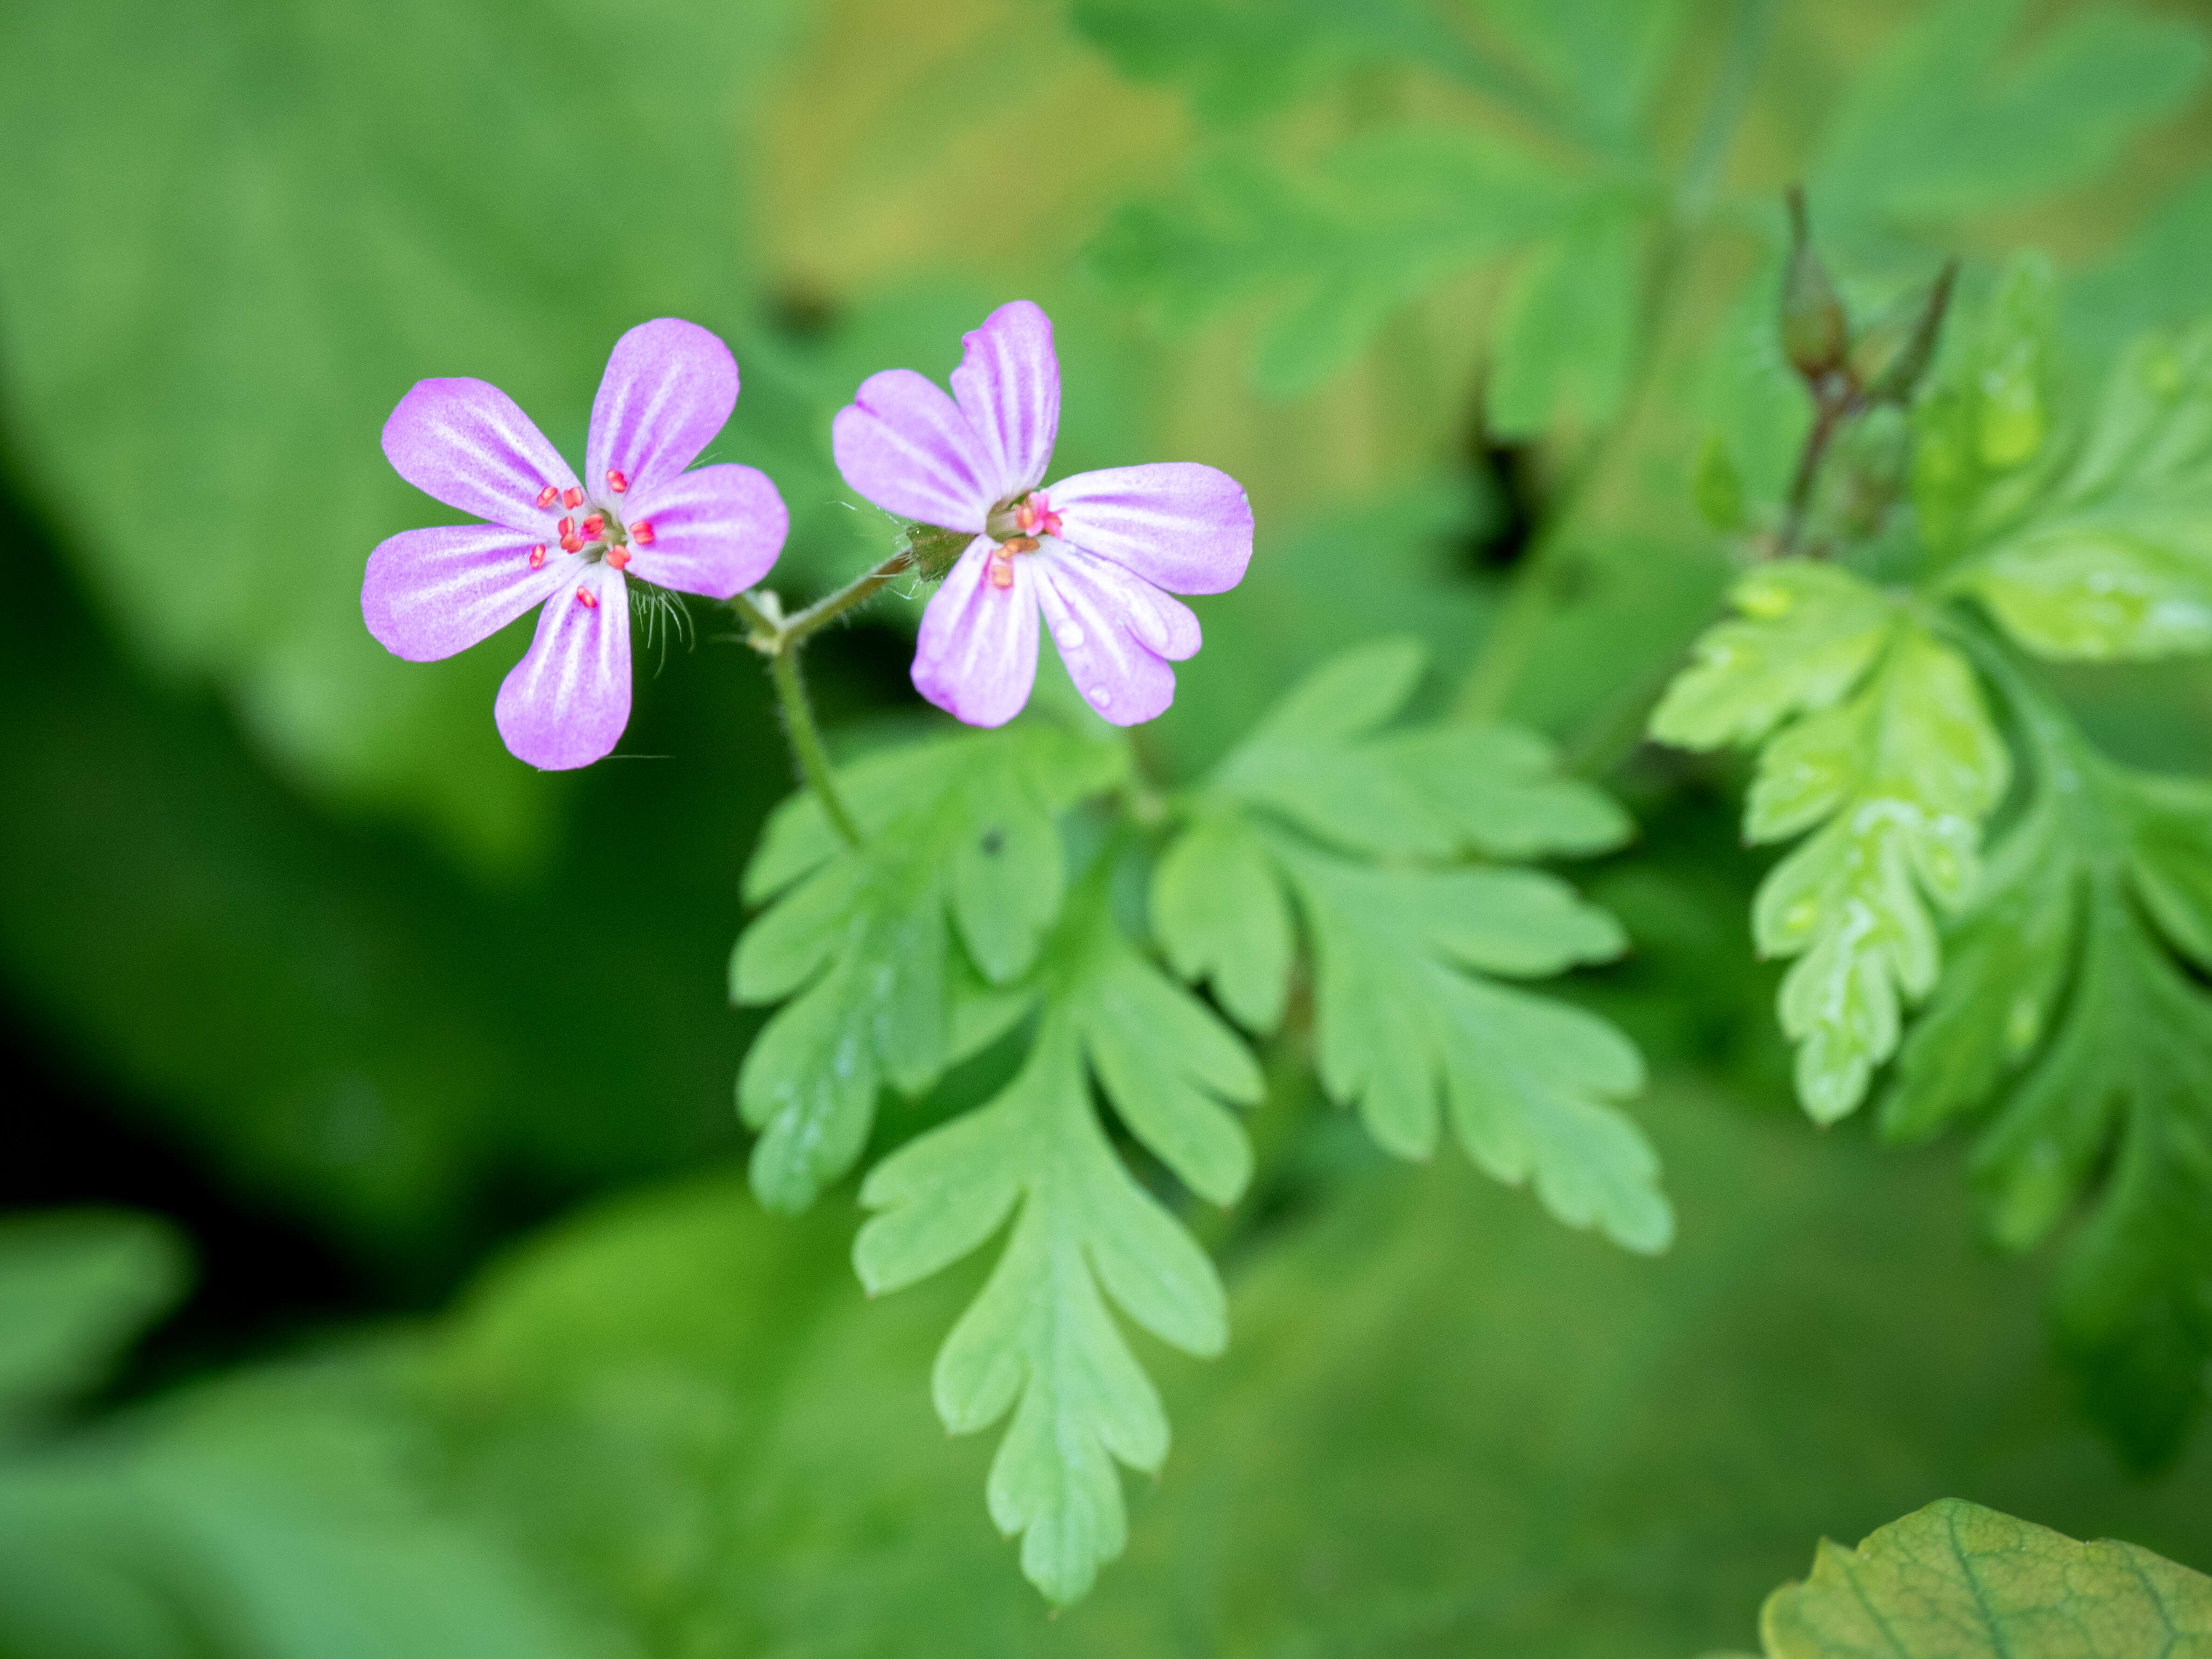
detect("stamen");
top-left (1000, 535), bottom-right (1040, 554)
top-left (606, 469), bottom-right (629, 494)
top-left (631, 521), bottom-right (656, 545)
top-left (576, 584), bottom-right (599, 609)
top-left (989, 548), bottom-right (1015, 590)
top-left (1015, 500), bottom-right (1037, 531)
top-left (528, 544), bottom-right (547, 569)
top-left (580, 512), bottom-right (606, 540)
top-left (561, 486), bottom-right (584, 509)
top-left (535, 485), bottom-right (560, 509)
top-left (558, 516), bottom-right (583, 553)
top-left (606, 548), bottom-right (631, 571)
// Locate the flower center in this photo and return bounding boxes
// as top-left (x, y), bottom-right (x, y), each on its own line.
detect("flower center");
top-left (527, 471), bottom-right (656, 594)
top-left (982, 492), bottom-right (1059, 590)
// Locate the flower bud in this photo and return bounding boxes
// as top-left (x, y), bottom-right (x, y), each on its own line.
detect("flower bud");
top-left (1854, 260), bottom-right (1957, 408)
top-left (1781, 187), bottom-right (1849, 383)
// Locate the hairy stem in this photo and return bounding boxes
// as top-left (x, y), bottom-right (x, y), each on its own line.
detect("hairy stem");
top-left (734, 544), bottom-right (931, 848)
top-left (769, 643), bottom-right (862, 847)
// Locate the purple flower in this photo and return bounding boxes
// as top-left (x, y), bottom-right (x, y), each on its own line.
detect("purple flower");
top-left (365, 319), bottom-right (788, 770)
top-left (832, 301), bottom-right (1253, 727)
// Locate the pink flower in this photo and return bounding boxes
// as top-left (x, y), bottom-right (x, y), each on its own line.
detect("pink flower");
top-left (365, 319), bottom-right (788, 770)
top-left (832, 301), bottom-right (1254, 727)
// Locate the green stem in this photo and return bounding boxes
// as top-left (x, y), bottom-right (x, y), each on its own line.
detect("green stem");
top-left (735, 544), bottom-right (930, 849)
top-left (769, 643), bottom-right (862, 847)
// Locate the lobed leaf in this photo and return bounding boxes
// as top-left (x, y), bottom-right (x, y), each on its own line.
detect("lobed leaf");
top-left (731, 725), bottom-right (1125, 1211)
top-left (1648, 564), bottom-right (1896, 752)
top-left (1883, 701), bottom-right (2212, 1464)
top-left (853, 877), bottom-right (1256, 1603)
top-left (1951, 323), bottom-right (2212, 660)
top-left (1158, 639), bottom-right (1662, 1250)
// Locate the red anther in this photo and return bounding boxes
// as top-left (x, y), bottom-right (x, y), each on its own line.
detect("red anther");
top-left (606, 548), bottom-right (631, 571)
top-left (1015, 500), bottom-right (1037, 531)
top-left (631, 521), bottom-right (655, 545)
top-left (989, 548), bottom-right (1015, 590)
top-left (580, 512), bottom-right (606, 540)
top-left (535, 485), bottom-right (560, 509)
top-left (1039, 511), bottom-right (1063, 537)
top-left (1000, 535), bottom-right (1040, 555)
top-left (528, 544), bottom-right (547, 569)
top-left (576, 584), bottom-right (599, 609)
top-left (606, 469), bottom-right (629, 494)
top-left (558, 516), bottom-right (582, 552)
top-left (561, 486), bottom-right (584, 509)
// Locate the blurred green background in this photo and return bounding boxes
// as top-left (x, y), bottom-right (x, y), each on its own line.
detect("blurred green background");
top-left (3, 0), bottom-right (2212, 1651)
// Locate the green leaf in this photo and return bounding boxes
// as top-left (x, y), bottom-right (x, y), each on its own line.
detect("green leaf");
top-left (853, 875), bottom-right (1259, 1603)
top-left (1066, 0), bottom-right (1497, 123)
top-left (1883, 683), bottom-right (2212, 1464)
top-left (1654, 570), bottom-right (2011, 1122)
top-left (1752, 623), bottom-right (2011, 1122)
top-left (1754, 1498), bottom-right (2212, 1658)
top-left (1649, 564), bottom-right (1897, 752)
top-left (1471, 0), bottom-right (1685, 149)
top-left (1212, 636), bottom-right (1630, 860)
top-left (1150, 808), bottom-right (1295, 1036)
top-left (1272, 834), bottom-right (1666, 1251)
top-left (1812, 0), bottom-right (2210, 236)
top-left (1487, 204), bottom-right (1644, 439)
top-left (1088, 129), bottom-right (1591, 396)
top-left (1952, 323), bottom-right (2212, 660)
top-left (1160, 640), bottom-right (1659, 1248)
top-left (732, 724), bottom-right (1125, 1212)
top-left (0, 1212), bottom-right (186, 1428)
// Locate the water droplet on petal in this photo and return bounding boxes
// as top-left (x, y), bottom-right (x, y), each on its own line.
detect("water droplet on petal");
top-left (1059, 624), bottom-right (1086, 649)
top-left (1090, 686), bottom-right (1112, 707)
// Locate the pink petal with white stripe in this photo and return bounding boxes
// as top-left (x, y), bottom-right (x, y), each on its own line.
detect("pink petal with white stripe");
top-left (383, 378), bottom-right (579, 531)
top-left (494, 564), bottom-right (633, 770)
top-left (911, 537), bottom-right (1040, 728)
top-left (832, 370), bottom-right (999, 532)
top-left (586, 319), bottom-right (739, 504)
top-left (623, 463), bottom-right (787, 599)
top-left (1050, 463), bottom-right (1254, 595)
top-left (362, 524), bottom-right (575, 662)
top-left (950, 300), bottom-right (1060, 502)
top-left (1034, 543), bottom-right (1193, 726)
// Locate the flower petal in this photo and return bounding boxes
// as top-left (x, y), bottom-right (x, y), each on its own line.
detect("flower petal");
top-left (623, 463), bottom-right (787, 599)
top-left (911, 538), bottom-right (1040, 728)
top-left (585, 319), bottom-right (740, 504)
top-left (1050, 463), bottom-right (1255, 595)
top-left (363, 524), bottom-right (576, 661)
top-left (832, 369), bottom-right (998, 532)
top-left (494, 564), bottom-right (633, 770)
top-left (383, 378), bottom-right (578, 531)
top-left (1034, 544), bottom-right (1187, 726)
top-left (950, 300), bottom-right (1060, 501)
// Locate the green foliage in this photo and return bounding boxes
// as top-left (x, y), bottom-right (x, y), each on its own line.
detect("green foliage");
top-left (1750, 1498), bottom-right (2212, 1658)
top-left (855, 878), bottom-right (1260, 1603)
top-left (1944, 322), bottom-right (2212, 660)
top-left (1066, 0), bottom-right (1489, 120)
top-left (1885, 681), bottom-right (2212, 1465)
top-left (1653, 568), bottom-right (2010, 1121)
top-left (1810, 0), bottom-right (2208, 243)
top-left (732, 725), bottom-right (1127, 1212)
top-left (0, 1213), bottom-right (185, 1431)
top-left (1154, 639), bottom-right (1667, 1249)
